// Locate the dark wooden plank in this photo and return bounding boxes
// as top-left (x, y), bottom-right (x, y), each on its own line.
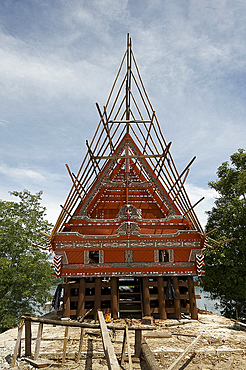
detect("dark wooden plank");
top-left (173, 276), bottom-right (181, 320)
top-left (25, 313), bottom-right (32, 357)
top-left (143, 277), bottom-right (151, 316)
top-left (188, 276), bottom-right (198, 319)
top-left (77, 278), bottom-right (86, 317)
top-left (134, 329), bottom-right (142, 357)
top-left (157, 276), bottom-right (167, 320)
top-left (111, 277), bottom-right (118, 319)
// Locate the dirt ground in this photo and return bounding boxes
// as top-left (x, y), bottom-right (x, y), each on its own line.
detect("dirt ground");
top-left (0, 312), bottom-right (245, 369)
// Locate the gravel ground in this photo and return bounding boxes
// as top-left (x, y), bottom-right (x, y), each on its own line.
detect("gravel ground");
top-left (0, 312), bottom-right (245, 369)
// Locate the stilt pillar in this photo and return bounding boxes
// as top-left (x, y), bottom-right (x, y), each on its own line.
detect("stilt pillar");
top-left (157, 276), bottom-right (167, 319)
top-left (187, 276), bottom-right (198, 319)
top-left (173, 276), bottom-right (181, 319)
top-left (142, 277), bottom-right (151, 317)
top-left (63, 283), bottom-right (71, 318)
top-left (24, 313), bottom-right (32, 357)
top-left (111, 277), bottom-right (118, 319)
top-left (77, 278), bottom-right (86, 318)
top-left (94, 277), bottom-right (101, 320)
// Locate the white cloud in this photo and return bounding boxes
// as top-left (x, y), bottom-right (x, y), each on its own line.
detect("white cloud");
top-left (185, 183), bottom-right (217, 228)
top-left (0, 164), bottom-right (61, 185)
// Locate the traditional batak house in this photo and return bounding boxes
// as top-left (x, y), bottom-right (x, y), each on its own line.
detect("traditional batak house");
top-left (50, 35), bottom-right (206, 321)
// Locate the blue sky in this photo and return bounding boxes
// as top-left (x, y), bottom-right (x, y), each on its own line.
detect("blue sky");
top-left (0, 0), bottom-right (245, 227)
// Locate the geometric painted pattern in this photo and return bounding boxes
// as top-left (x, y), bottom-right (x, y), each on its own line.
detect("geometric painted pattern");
top-left (53, 254), bottom-right (62, 278)
top-left (196, 253), bottom-right (205, 276)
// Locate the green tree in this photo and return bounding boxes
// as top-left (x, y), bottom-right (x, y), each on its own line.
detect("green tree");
top-left (0, 190), bottom-right (53, 332)
top-left (202, 149), bottom-right (246, 321)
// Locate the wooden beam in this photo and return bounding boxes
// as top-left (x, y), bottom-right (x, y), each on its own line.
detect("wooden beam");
top-left (94, 277), bottom-right (101, 320)
top-left (141, 338), bottom-right (161, 370)
top-left (120, 326), bottom-right (132, 369)
top-left (134, 329), bottom-right (142, 357)
top-left (169, 156), bottom-right (196, 194)
top-left (76, 328), bottom-right (85, 363)
top-left (96, 103), bottom-right (114, 153)
top-left (187, 277), bottom-right (198, 320)
top-left (111, 277), bottom-right (118, 319)
top-left (98, 311), bottom-right (121, 370)
top-left (11, 319), bottom-right (24, 368)
top-left (156, 142), bottom-right (172, 178)
top-left (205, 228), bottom-right (218, 236)
top-left (173, 277), bottom-right (181, 320)
top-left (34, 322), bottom-right (43, 360)
top-left (170, 169), bottom-right (189, 203)
top-left (60, 204), bottom-right (73, 218)
top-left (77, 278), bottom-right (86, 318)
top-left (25, 313), bottom-right (32, 357)
top-left (109, 119), bottom-right (152, 123)
top-left (72, 172), bottom-right (87, 196)
top-left (23, 358), bottom-right (52, 368)
top-left (93, 152), bottom-right (169, 160)
top-left (63, 283), bottom-right (71, 318)
top-left (153, 141), bottom-right (172, 173)
top-left (65, 164), bottom-right (84, 202)
top-left (167, 335), bottom-right (202, 370)
top-left (157, 276), bottom-right (167, 320)
top-left (143, 277), bottom-right (151, 317)
top-left (183, 197), bottom-right (205, 217)
top-left (143, 111), bottom-right (155, 153)
top-left (21, 314), bottom-right (156, 331)
top-left (86, 140), bottom-right (100, 176)
top-left (62, 326), bottom-right (69, 364)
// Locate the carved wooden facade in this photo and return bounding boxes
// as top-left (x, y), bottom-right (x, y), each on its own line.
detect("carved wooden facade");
top-left (50, 35), bottom-right (205, 320)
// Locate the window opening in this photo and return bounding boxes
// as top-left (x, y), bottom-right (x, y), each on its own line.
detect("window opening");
top-left (159, 250), bottom-right (170, 262)
top-left (89, 251), bottom-right (99, 264)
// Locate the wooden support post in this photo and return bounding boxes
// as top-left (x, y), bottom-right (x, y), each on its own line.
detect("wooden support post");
top-left (77, 278), bottom-right (86, 318)
top-left (157, 276), bottom-right (167, 320)
top-left (120, 326), bottom-right (132, 369)
top-left (11, 320), bottom-right (24, 368)
top-left (25, 313), bottom-right (32, 357)
top-left (98, 311), bottom-right (121, 370)
top-left (94, 277), bottom-right (101, 320)
top-left (187, 276), bottom-right (198, 320)
top-left (34, 322), bottom-right (43, 360)
top-left (173, 276), bottom-right (181, 320)
top-left (142, 277), bottom-right (151, 317)
top-left (63, 283), bottom-right (71, 318)
top-left (76, 328), bottom-right (85, 363)
top-left (62, 326), bottom-right (69, 364)
top-left (167, 335), bottom-right (201, 370)
top-left (111, 277), bottom-right (118, 319)
top-left (134, 329), bottom-right (142, 357)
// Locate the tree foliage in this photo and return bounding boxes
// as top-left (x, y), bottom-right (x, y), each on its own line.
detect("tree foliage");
top-left (0, 190), bottom-right (53, 333)
top-left (202, 149), bottom-right (246, 320)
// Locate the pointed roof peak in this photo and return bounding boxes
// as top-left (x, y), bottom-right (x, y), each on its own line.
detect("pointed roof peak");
top-left (51, 35), bottom-right (203, 238)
